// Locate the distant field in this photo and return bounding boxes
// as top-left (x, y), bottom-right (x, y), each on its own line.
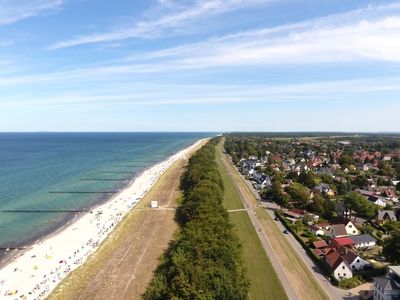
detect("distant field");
top-left (216, 143), bottom-right (288, 300)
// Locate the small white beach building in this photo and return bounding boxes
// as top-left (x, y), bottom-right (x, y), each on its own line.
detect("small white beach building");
top-left (151, 200), bottom-right (158, 208)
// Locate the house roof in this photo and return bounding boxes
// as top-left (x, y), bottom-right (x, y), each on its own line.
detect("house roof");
top-left (331, 237), bottom-right (355, 247)
top-left (292, 209), bottom-right (305, 215)
top-left (389, 266), bottom-right (400, 277)
top-left (309, 223), bottom-right (328, 231)
top-left (377, 210), bottom-right (397, 221)
top-left (313, 240), bottom-right (328, 249)
top-left (326, 251), bottom-right (344, 271)
top-left (342, 249), bottom-right (358, 265)
top-left (374, 277), bottom-right (398, 291)
top-left (350, 234), bottom-right (377, 245)
top-left (313, 249), bottom-right (324, 256)
top-left (356, 189), bottom-right (376, 197)
top-left (284, 210), bottom-right (303, 219)
top-left (330, 224), bottom-right (348, 237)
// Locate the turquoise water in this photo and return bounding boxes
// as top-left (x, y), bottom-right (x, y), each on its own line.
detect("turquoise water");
top-left (0, 133), bottom-right (210, 249)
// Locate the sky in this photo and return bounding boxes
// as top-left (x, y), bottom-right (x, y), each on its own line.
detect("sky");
top-left (0, 0), bottom-right (400, 132)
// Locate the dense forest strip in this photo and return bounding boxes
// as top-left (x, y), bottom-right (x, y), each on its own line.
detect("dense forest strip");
top-left (216, 142), bottom-right (288, 300)
top-left (144, 138), bottom-right (249, 299)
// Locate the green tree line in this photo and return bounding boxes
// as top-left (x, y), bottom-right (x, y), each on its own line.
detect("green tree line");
top-left (143, 138), bottom-right (249, 299)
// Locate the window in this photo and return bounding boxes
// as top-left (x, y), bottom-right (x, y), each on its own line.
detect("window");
top-left (342, 266), bottom-right (345, 269)
top-left (357, 259), bottom-right (360, 263)
top-left (352, 265), bottom-right (355, 269)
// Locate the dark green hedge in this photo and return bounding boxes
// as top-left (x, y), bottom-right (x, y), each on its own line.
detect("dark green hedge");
top-left (274, 210), bottom-right (337, 285)
top-left (144, 138), bottom-right (250, 300)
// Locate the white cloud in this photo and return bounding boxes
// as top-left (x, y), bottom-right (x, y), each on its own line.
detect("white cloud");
top-left (1, 77), bottom-right (400, 108)
top-left (48, 0), bottom-right (272, 50)
top-left (0, 0), bottom-right (64, 25)
top-left (128, 4), bottom-right (400, 66)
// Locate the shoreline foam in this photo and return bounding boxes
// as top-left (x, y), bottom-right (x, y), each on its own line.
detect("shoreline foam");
top-left (0, 139), bottom-right (205, 299)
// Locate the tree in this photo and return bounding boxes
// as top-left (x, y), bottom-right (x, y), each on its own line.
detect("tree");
top-left (286, 183), bottom-right (310, 207)
top-left (340, 154), bottom-right (354, 166)
top-left (343, 191), bottom-right (377, 220)
top-left (276, 192), bottom-right (291, 209)
top-left (354, 176), bottom-right (368, 189)
top-left (383, 231), bottom-right (400, 264)
top-left (335, 180), bottom-right (352, 196)
top-left (310, 194), bottom-right (325, 214)
top-left (322, 199), bottom-right (336, 220)
top-left (298, 171), bottom-right (319, 189)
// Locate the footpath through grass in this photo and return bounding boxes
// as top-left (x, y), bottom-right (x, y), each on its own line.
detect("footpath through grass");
top-left (216, 143), bottom-right (288, 300)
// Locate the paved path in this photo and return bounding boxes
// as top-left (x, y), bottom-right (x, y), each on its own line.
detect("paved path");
top-left (227, 208), bottom-right (247, 213)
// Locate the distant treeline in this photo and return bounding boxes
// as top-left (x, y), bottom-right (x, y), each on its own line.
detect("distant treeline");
top-left (226, 132), bottom-right (400, 138)
top-left (143, 138), bottom-right (249, 300)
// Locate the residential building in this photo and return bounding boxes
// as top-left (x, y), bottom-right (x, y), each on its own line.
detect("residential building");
top-left (326, 251), bottom-right (353, 281)
top-left (344, 220), bottom-right (360, 236)
top-left (329, 237), bottom-right (355, 249)
top-left (326, 224), bottom-right (348, 238)
top-left (350, 234), bottom-right (377, 249)
top-left (376, 210), bottom-right (398, 224)
top-left (309, 223), bottom-right (329, 236)
top-left (374, 266), bottom-right (400, 300)
top-left (342, 249), bottom-right (370, 271)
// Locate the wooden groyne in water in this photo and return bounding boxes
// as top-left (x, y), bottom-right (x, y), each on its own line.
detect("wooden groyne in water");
top-left (49, 191), bottom-right (118, 194)
top-left (99, 171), bottom-right (134, 174)
top-left (0, 209), bottom-right (87, 213)
top-left (0, 246), bottom-right (27, 251)
top-left (80, 178), bottom-right (129, 181)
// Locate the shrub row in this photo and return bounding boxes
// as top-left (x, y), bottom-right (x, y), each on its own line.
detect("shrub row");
top-left (143, 138), bottom-right (250, 300)
top-left (274, 210), bottom-right (337, 285)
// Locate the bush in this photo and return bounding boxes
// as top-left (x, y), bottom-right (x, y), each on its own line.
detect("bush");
top-left (338, 276), bottom-right (361, 289)
top-left (275, 211), bottom-right (333, 279)
top-left (357, 266), bottom-right (387, 281)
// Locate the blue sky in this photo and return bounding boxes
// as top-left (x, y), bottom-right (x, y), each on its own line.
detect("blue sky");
top-left (0, 0), bottom-right (400, 132)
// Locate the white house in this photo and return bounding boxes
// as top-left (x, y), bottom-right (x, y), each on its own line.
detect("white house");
top-left (350, 234), bottom-right (377, 249)
top-left (326, 251), bottom-right (353, 281)
top-left (371, 198), bottom-right (387, 208)
top-left (344, 220), bottom-right (360, 236)
top-left (343, 250), bottom-right (370, 271)
top-left (308, 223), bottom-right (329, 236)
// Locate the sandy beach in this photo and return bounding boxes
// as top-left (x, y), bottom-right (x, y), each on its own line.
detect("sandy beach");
top-left (0, 139), bottom-right (205, 300)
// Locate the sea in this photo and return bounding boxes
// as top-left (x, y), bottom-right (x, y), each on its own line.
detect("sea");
top-left (0, 132), bottom-right (210, 255)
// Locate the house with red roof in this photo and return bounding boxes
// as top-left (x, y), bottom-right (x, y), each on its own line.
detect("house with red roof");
top-left (325, 248), bottom-right (369, 281)
top-left (313, 240), bottom-right (328, 249)
top-left (329, 237), bottom-right (355, 249)
top-left (326, 251), bottom-right (353, 281)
